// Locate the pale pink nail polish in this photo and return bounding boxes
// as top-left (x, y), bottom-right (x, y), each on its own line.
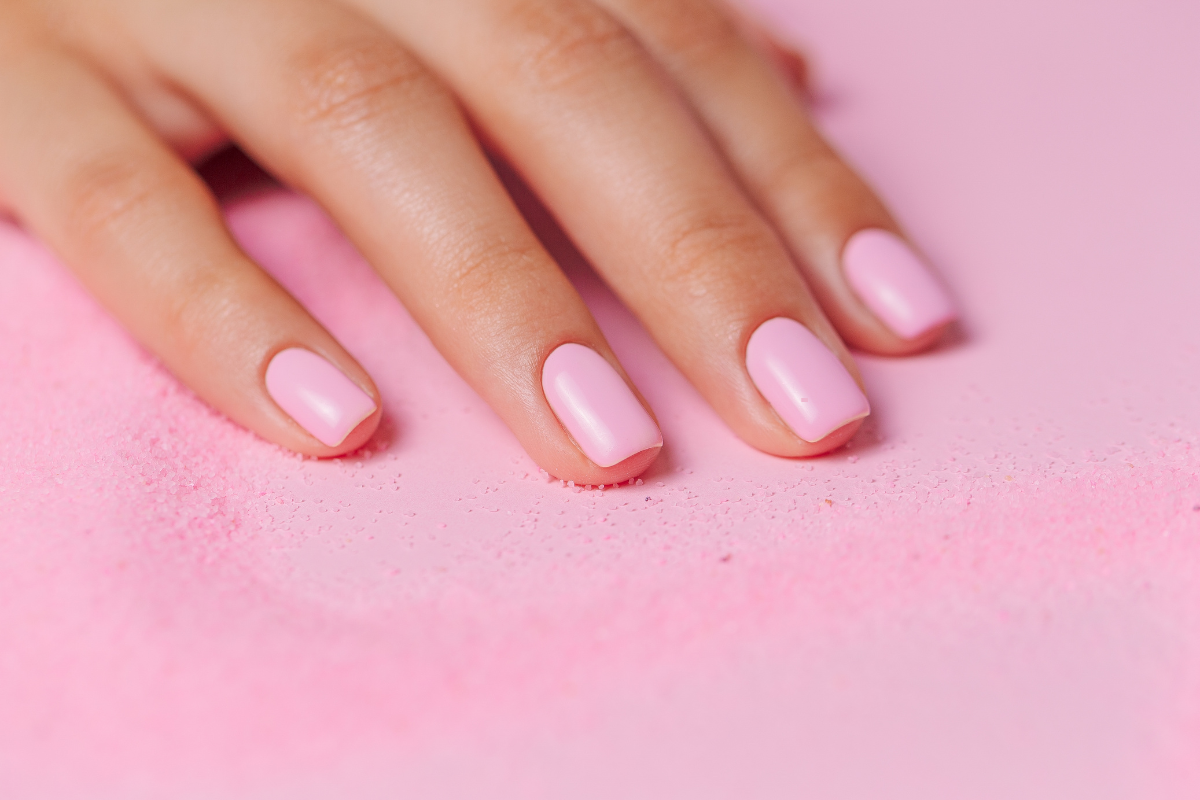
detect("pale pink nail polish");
top-left (843, 229), bottom-right (957, 339)
top-left (265, 348), bottom-right (377, 448)
top-left (542, 343), bottom-right (663, 468)
top-left (746, 318), bottom-right (870, 443)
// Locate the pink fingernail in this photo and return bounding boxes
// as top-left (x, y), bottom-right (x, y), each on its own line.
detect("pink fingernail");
top-left (542, 343), bottom-right (663, 468)
top-left (746, 318), bottom-right (870, 443)
top-left (843, 229), bottom-right (957, 339)
top-left (265, 348), bottom-right (377, 447)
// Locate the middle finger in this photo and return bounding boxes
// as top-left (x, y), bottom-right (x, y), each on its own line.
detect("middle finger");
top-left (356, 0), bottom-right (871, 455)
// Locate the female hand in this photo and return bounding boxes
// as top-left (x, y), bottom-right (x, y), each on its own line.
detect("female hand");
top-left (0, 0), bottom-right (956, 483)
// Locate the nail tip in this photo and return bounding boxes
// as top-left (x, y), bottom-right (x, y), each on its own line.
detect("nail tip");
top-left (593, 438), bottom-right (664, 469)
top-left (319, 402), bottom-right (378, 449)
top-left (796, 407), bottom-right (870, 444)
top-left (906, 311), bottom-right (958, 341)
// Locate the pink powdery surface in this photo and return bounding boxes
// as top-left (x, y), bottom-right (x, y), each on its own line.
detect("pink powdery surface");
top-left (2, 0), bottom-right (1200, 797)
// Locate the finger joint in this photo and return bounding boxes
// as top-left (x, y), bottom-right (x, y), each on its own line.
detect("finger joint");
top-left (501, 0), bottom-right (641, 93)
top-left (59, 150), bottom-right (175, 248)
top-left (288, 35), bottom-right (437, 137)
top-left (653, 209), bottom-right (778, 292)
top-left (631, 0), bottom-right (743, 68)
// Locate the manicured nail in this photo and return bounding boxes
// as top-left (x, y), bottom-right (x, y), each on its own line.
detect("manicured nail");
top-left (542, 343), bottom-right (663, 468)
top-left (746, 318), bottom-right (870, 443)
top-left (265, 348), bottom-right (377, 447)
top-left (843, 229), bottom-right (957, 339)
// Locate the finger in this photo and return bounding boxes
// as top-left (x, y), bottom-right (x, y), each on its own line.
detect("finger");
top-left (0, 36), bottom-right (380, 456)
top-left (353, 0), bottom-right (869, 456)
top-left (127, 0), bottom-right (662, 482)
top-left (730, 13), bottom-right (812, 99)
top-left (597, 0), bottom-right (959, 353)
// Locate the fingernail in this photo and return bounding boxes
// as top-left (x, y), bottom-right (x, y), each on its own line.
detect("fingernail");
top-left (542, 343), bottom-right (663, 468)
top-left (843, 229), bottom-right (957, 339)
top-left (746, 318), bottom-right (870, 443)
top-left (265, 348), bottom-right (377, 447)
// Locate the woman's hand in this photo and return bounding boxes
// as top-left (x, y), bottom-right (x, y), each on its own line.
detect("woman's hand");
top-left (0, 0), bottom-right (956, 483)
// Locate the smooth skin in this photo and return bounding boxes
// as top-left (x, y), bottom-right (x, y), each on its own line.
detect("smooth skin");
top-left (0, 0), bottom-right (952, 484)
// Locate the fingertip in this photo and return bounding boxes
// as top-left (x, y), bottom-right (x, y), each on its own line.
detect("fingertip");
top-left (793, 416), bottom-right (865, 457)
top-left (314, 404), bottom-right (383, 457)
top-left (847, 311), bottom-right (959, 358)
top-left (539, 440), bottom-right (664, 488)
top-left (605, 442), bottom-right (664, 483)
top-left (754, 414), bottom-right (868, 460)
top-left (897, 319), bottom-right (960, 357)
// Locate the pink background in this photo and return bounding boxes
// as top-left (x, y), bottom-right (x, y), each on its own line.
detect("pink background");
top-left (2, 0), bottom-right (1199, 797)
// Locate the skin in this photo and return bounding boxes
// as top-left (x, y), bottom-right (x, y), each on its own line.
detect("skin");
top-left (0, 0), bottom-right (951, 484)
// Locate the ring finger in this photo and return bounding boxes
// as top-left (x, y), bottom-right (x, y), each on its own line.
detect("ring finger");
top-left (599, 0), bottom-right (959, 353)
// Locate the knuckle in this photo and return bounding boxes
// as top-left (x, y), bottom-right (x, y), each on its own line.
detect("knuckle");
top-left (440, 235), bottom-right (544, 316)
top-left (503, 0), bottom-right (640, 91)
top-left (655, 209), bottom-right (774, 280)
top-left (288, 35), bottom-right (434, 134)
top-left (59, 151), bottom-right (166, 245)
top-left (638, 0), bottom-right (742, 66)
top-left (59, 150), bottom-right (240, 362)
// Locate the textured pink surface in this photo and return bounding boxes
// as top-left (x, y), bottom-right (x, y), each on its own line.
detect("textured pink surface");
top-left (2, 0), bottom-right (1199, 797)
